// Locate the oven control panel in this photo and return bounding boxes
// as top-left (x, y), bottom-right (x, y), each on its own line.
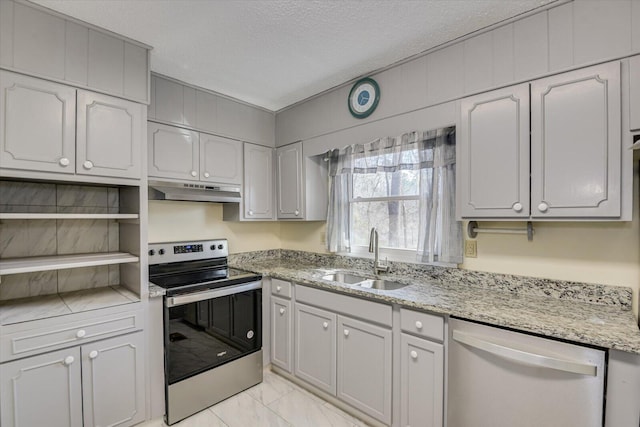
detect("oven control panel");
top-left (148, 239), bottom-right (228, 264)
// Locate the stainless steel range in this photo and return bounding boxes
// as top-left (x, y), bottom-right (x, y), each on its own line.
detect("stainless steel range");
top-left (148, 239), bottom-right (263, 425)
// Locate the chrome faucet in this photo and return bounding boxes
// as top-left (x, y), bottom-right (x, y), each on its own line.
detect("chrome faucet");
top-left (369, 227), bottom-right (389, 275)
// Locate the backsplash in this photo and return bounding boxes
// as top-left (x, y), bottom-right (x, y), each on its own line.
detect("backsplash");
top-left (230, 249), bottom-right (634, 310)
top-left (0, 180), bottom-right (121, 300)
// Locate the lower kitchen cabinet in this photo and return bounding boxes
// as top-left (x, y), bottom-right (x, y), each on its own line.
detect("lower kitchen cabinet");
top-left (294, 303), bottom-right (337, 394)
top-left (337, 315), bottom-right (392, 425)
top-left (400, 333), bottom-right (444, 427)
top-left (0, 332), bottom-right (145, 427)
top-left (0, 346), bottom-right (83, 427)
top-left (271, 295), bottom-right (293, 372)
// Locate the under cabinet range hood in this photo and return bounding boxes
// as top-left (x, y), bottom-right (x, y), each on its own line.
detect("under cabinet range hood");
top-left (148, 180), bottom-right (241, 203)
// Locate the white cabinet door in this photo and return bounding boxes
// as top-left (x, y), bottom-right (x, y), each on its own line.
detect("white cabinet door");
top-left (77, 91), bottom-right (143, 179)
top-left (244, 142), bottom-right (274, 220)
top-left (400, 333), bottom-right (444, 427)
top-left (0, 70), bottom-right (76, 174)
top-left (337, 315), bottom-right (392, 425)
top-left (531, 62), bottom-right (621, 218)
top-left (199, 133), bottom-right (243, 185)
top-left (0, 347), bottom-right (83, 427)
top-left (294, 303), bottom-right (337, 395)
top-left (81, 332), bottom-right (145, 427)
top-left (148, 122), bottom-right (200, 181)
top-left (630, 55), bottom-right (640, 131)
top-left (271, 296), bottom-right (293, 373)
top-left (458, 83), bottom-right (530, 218)
top-left (277, 142), bottom-right (303, 219)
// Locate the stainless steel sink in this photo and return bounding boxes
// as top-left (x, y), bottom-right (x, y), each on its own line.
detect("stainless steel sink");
top-left (322, 272), bottom-right (369, 284)
top-left (355, 279), bottom-right (408, 290)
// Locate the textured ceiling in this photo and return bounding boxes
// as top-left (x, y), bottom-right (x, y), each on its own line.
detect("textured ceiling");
top-left (31, 0), bottom-right (556, 111)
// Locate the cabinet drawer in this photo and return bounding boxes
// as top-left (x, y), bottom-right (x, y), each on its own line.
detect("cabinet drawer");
top-left (271, 279), bottom-right (292, 299)
top-left (1, 309), bottom-right (142, 362)
top-left (296, 285), bottom-right (392, 327)
top-left (400, 308), bottom-right (444, 342)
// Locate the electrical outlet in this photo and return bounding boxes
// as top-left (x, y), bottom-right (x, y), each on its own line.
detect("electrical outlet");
top-left (464, 240), bottom-right (477, 258)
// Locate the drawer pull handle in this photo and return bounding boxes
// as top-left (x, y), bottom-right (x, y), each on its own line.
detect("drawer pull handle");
top-left (279, 308), bottom-right (285, 315)
top-left (323, 322), bottom-right (329, 329)
top-left (415, 321), bottom-right (423, 330)
top-left (89, 350), bottom-right (99, 359)
top-left (59, 157), bottom-right (70, 167)
top-left (76, 330), bottom-right (86, 338)
top-left (276, 286), bottom-right (282, 292)
top-left (410, 350), bottom-right (418, 360)
top-left (63, 356), bottom-right (75, 366)
top-left (344, 329), bottom-right (350, 337)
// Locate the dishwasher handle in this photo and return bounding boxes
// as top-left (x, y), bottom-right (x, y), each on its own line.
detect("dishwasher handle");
top-left (452, 329), bottom-right (598, 377)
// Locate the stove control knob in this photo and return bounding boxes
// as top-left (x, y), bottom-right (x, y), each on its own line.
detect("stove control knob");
top-left (218, 244), bottom-right (224, 250)
top-left (159, 249), bottom-right (165, 255)
top-left (210, 245), bottom-right (216, 250)
top-left (149, 249), bottom-right (156, 256)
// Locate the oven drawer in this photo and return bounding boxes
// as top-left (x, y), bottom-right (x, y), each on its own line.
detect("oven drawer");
top-left (271, 279), bottom-right (292, 299)
top-left (1, 308), bottom-right (143, 362)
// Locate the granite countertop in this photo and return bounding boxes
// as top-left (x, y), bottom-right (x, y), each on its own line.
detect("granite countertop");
top-left (231, 256), bottom-right (640, 354)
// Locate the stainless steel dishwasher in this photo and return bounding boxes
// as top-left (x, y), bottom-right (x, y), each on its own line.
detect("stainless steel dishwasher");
top-left (447, 318), bottom-right (606, 427)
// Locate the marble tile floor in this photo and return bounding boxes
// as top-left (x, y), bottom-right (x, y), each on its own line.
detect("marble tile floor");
top-left (139, 368), bottom-right (370, 427)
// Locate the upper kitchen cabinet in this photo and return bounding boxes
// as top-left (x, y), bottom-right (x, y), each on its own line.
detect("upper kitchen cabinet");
top-left (148, 122), bottom-right (199, 181)
top-left (530, 62), bottom-right (621, 218)
top-left (0, 0), bottom-right (150, 103)
top-left (200, 133), bottom-right (243, 185)
top-left (0, 71), bottom-right (144, 182)
top-left (148, 122), bottom-right (242, 186)
top-left (277, 142), bottom-right (304, 219)
top-left (224, 142), bottom-right (275, 221)
top-left (628, 55), bottom-right (640, 131)
top-left (458, 83), bottom-right (530, 219)
top-left (76, 91), bottom-right (143, 180)
top-left (458, 61), bottom-right (628, 221)
top-left (276, 141), bottom-right (327, 221)
top-left (149, 74), bottom-right (275, 147)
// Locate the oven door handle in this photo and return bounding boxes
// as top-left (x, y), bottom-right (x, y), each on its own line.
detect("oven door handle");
top-left (166, 281), bottom-right (262, 307)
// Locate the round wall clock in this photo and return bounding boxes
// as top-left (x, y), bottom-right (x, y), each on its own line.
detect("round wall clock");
top-left (348, 77), bottom-right (380, 119)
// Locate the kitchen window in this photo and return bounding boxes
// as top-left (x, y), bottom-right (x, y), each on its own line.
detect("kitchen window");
top-left (327, 126), bottom-right (462, 265)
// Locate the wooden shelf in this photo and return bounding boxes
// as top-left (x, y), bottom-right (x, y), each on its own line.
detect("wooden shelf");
top-left (0, 252), bottom-right (139, 276)
top-left (0, 213), bottom-right (139, 220)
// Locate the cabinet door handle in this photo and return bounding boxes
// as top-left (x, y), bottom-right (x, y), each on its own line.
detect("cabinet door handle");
top-left (63, 356), bottom-right (75, 366)
top-left (191, 170), bottom-right (197, 177)
top-left (276, 285), bottom-right (282, 292)
top-left (452, 330), bottom-right (597, 376)
top-left (538, 202), bottom-right (549, 213)
top-left (294, 210), bottom-right (300, 216)
top-left (204, 172), bottom-right (210, 178)
top-left (323, 322), bottom-right (329, 329)
top-left (76, 329), bottom-right (86, 338)
top-left (279, 308), bottom-right (285, 315)
top-left (89, 350), bottom-right (99, 359)
top-left (59, 157), bottom-right (70, 167)
top-left (410, 350), bottom-right (418, 360)
top-left (415, 321), bottom-right (423, 330)
top-left (343, 329), bottom-right (350, 337)
top-left (83, 160), bottom-right (93, 170)
top-left (512, 202), bottom-right (523, 213)
top-left (248, 210), bottom-right (254, 216)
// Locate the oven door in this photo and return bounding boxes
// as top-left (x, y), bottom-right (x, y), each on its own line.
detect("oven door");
top-left (164, 281), bottom-right (262, 385)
